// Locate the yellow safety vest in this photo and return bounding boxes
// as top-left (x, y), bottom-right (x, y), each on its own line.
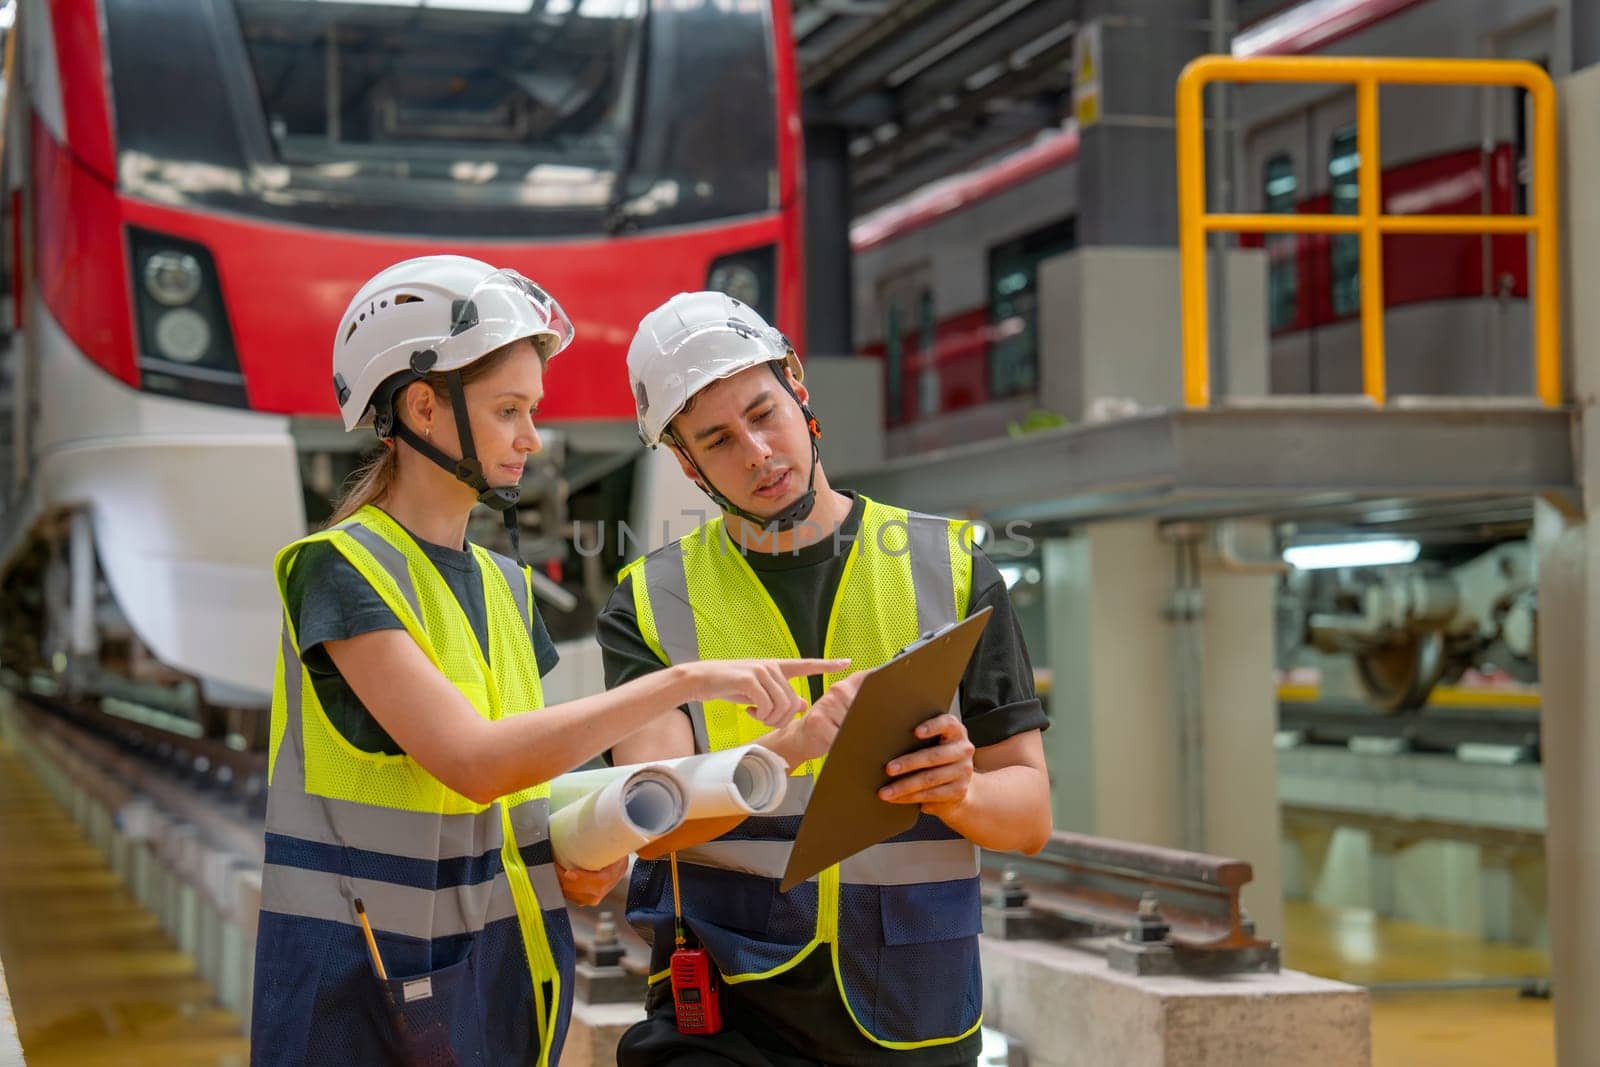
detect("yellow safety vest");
top-left (622, 497), bottom-right (985, 1050)
top-left (252, 505), bottom-right (570, 1067)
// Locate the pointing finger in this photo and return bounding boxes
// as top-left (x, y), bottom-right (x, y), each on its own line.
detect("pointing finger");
top-left (779, 658), bottom-right (852, 678)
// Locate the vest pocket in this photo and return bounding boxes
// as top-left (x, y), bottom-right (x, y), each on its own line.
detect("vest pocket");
top-left (878, 879), bottom-right (983, 945)
top-left (870, 879), bottom-right (984, 1041)
top-left (678, 862), bottom-right (776, 936)
top-left (370, 947), bottom-right (482, 1062)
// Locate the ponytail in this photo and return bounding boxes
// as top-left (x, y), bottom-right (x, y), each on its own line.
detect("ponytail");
top-left (327, 444), bottom-right (398, 527)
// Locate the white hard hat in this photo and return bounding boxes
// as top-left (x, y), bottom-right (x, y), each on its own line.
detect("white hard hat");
top-left (332, 254), bottom-right (574, 432)
top-left (626, 291), bottom-right (801, 448)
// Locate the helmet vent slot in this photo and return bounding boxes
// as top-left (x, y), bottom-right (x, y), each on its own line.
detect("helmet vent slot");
top-left (394, 293), bottom-right (423, 304)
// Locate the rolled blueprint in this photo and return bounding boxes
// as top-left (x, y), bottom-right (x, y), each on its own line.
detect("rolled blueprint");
top-left (547, 745), bottom-right (790, 871)
top-left (547, 766), bottom-right (685, 872)
top-left (655, 745), bottom-right (788, 819)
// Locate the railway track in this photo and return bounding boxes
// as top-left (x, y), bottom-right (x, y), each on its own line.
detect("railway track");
top-left (7, 677), bottom-right (1302, 986)
top-left (1278, 700), bottom-right (1542, 759)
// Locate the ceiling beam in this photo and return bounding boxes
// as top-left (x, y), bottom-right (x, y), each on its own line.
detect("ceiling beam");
top-left (812, 0), bottom-right (997, 104)
top-left (894, 2), bottom-right (1076, 117)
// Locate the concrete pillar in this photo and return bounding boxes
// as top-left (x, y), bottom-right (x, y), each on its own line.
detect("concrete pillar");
top-left (803, 117), bottom-right (854, 357)
top-left (1400, 840), bottom-right (1484, 936)
top-left (1573, 0), bottom-right (1600, 73)
top-left (1075, 0), bottom-right (1213, 248)
top-left (1196, 523), bottom-right (1284, 940)
top-left (1477, 846), bottom-right (1547, 946)
top-left (1533, 497), bottom-right (1597, 1063)
top-left (1282, 822), bottom-right (1335, 901)
top-left (1041, 519), bottom-right (1283, 939)
top-left (1037, 247), bottom-right (1269, 419)
top-left (1367, 830), bottom-right (1400, 918)
top-left (68, 510), bottom-right (97, 670)
top-left (1536, 60), bottom-right (1600, 1066)
top-left (1042, 525), bottom-right (1179, 845)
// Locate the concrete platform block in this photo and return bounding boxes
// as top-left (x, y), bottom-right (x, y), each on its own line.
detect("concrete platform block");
top-left (236, 867), bottom-right (262, 1031)
top-left (131, 842), bottom-right (155, 908)
top-left (118, 797), bottom-right (159, 842)
top-left (176, 827), bottom-right (206, 884)
top-left (563, 1000), bottom-right (645, 1067)
top-left (0, 951), bottom-right (25, 1067)
top-left (239, 934), bottom-right (257, 1033)
top-left (198, 898), bottom-right (223, 987)
top-left (982, 938), bottom-right (1370, 1067)
top-left (177, 883), bottom-right (201, 958)
top-left (235, 867), bottom-right (262, 923)
top-left (219, 922), bottom-right (246, 1014)
top-left (200, 848), bottom-right (237, 916)
top-left (110, 831), bottom-right (133, 883)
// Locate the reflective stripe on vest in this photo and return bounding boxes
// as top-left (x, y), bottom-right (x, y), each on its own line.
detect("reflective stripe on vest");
top-left (257, 506), bottom-right (569, 1066)
top-left (623, 498), bottom-right (982, 1049)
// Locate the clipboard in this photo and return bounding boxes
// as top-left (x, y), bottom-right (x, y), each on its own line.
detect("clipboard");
top-left (778, 606), bottom-right (992, 893)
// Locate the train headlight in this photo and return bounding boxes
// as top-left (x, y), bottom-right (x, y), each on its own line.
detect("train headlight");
top-left (706, 245), bottom-right (776, 324)
top-left (128, 227), bottom-right (245, 406)
top-left (708, 262), bottom-right (762, 309)
top-left (154, 308), bottom-right (212, 364)
top-left (143, 251), bottom-right (204, 307)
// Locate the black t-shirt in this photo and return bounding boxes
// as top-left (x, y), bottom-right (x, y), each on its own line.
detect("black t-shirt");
top-left (596, 493), bottom-right (1047, 1066)
top-left (283, 515), bottom-right (560, 756)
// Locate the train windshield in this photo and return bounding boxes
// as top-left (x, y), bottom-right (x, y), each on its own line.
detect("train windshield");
top-left (232, 0), bottom-right (638, 209)
top-left (101, 0), bottom-right (778, 236)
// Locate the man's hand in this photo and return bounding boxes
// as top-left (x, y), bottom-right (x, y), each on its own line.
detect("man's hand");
top-left (878, 712), bottom-right (976, 818)
top-left (556, 856), bottom-right (629, 907)
top-left (762, 669), bottom-right (867, 769)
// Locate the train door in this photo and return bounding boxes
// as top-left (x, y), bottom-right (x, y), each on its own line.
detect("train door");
top-left (1242, 108), bottom-right (1314, 393)
top-left (1242, 90), bottom-right (1359, 396)
top-left (875, 262), bottom-right (932, 427)
top-left (1305, 91), bottom-right (1363, 396)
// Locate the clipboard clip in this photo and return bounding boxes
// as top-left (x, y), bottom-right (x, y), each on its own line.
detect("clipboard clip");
top-left (894, 616), bottom-right (971, 659)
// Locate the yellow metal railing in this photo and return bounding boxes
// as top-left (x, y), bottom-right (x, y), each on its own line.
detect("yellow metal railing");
top-left (1176, 55), bottom-right (1561, 408)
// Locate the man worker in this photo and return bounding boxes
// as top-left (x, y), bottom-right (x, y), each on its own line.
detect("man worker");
top-left (601, 291), bottom-right (1052, 1066)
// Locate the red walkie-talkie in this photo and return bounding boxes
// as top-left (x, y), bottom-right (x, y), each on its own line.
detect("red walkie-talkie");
top-left (668, 852), bottom-right (723, 1035)
top-left (670, 945), bottom-right (723, 1034)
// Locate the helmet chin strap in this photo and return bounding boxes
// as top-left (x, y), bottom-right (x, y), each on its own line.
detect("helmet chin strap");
top-left (678, 436), bottom-right (820, 534)
top-left (671, 364), bottom-right (823, 535)
top-left (388, 367), bottom-right (526, 562)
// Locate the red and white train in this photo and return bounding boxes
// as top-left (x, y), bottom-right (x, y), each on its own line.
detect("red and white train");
top-left (0, 0), bottom-right (803, 713)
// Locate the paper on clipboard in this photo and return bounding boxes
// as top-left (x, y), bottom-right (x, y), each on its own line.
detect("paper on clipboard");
top-left (778, 606), bottom-right (992, 893)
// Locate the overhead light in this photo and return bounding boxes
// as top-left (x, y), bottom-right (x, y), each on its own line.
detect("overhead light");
top-left (997, 564), bottom-right (1023, 589)
top-left (1282, 538), bottom-right (1420, 571)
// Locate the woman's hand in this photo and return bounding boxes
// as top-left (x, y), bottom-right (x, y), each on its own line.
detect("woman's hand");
top-left (764, 669), bottom-right (867, 767)
top-left (678, 658), bottom-right (849, 727)
top-left (556, 856), bottom-right (629, 907)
